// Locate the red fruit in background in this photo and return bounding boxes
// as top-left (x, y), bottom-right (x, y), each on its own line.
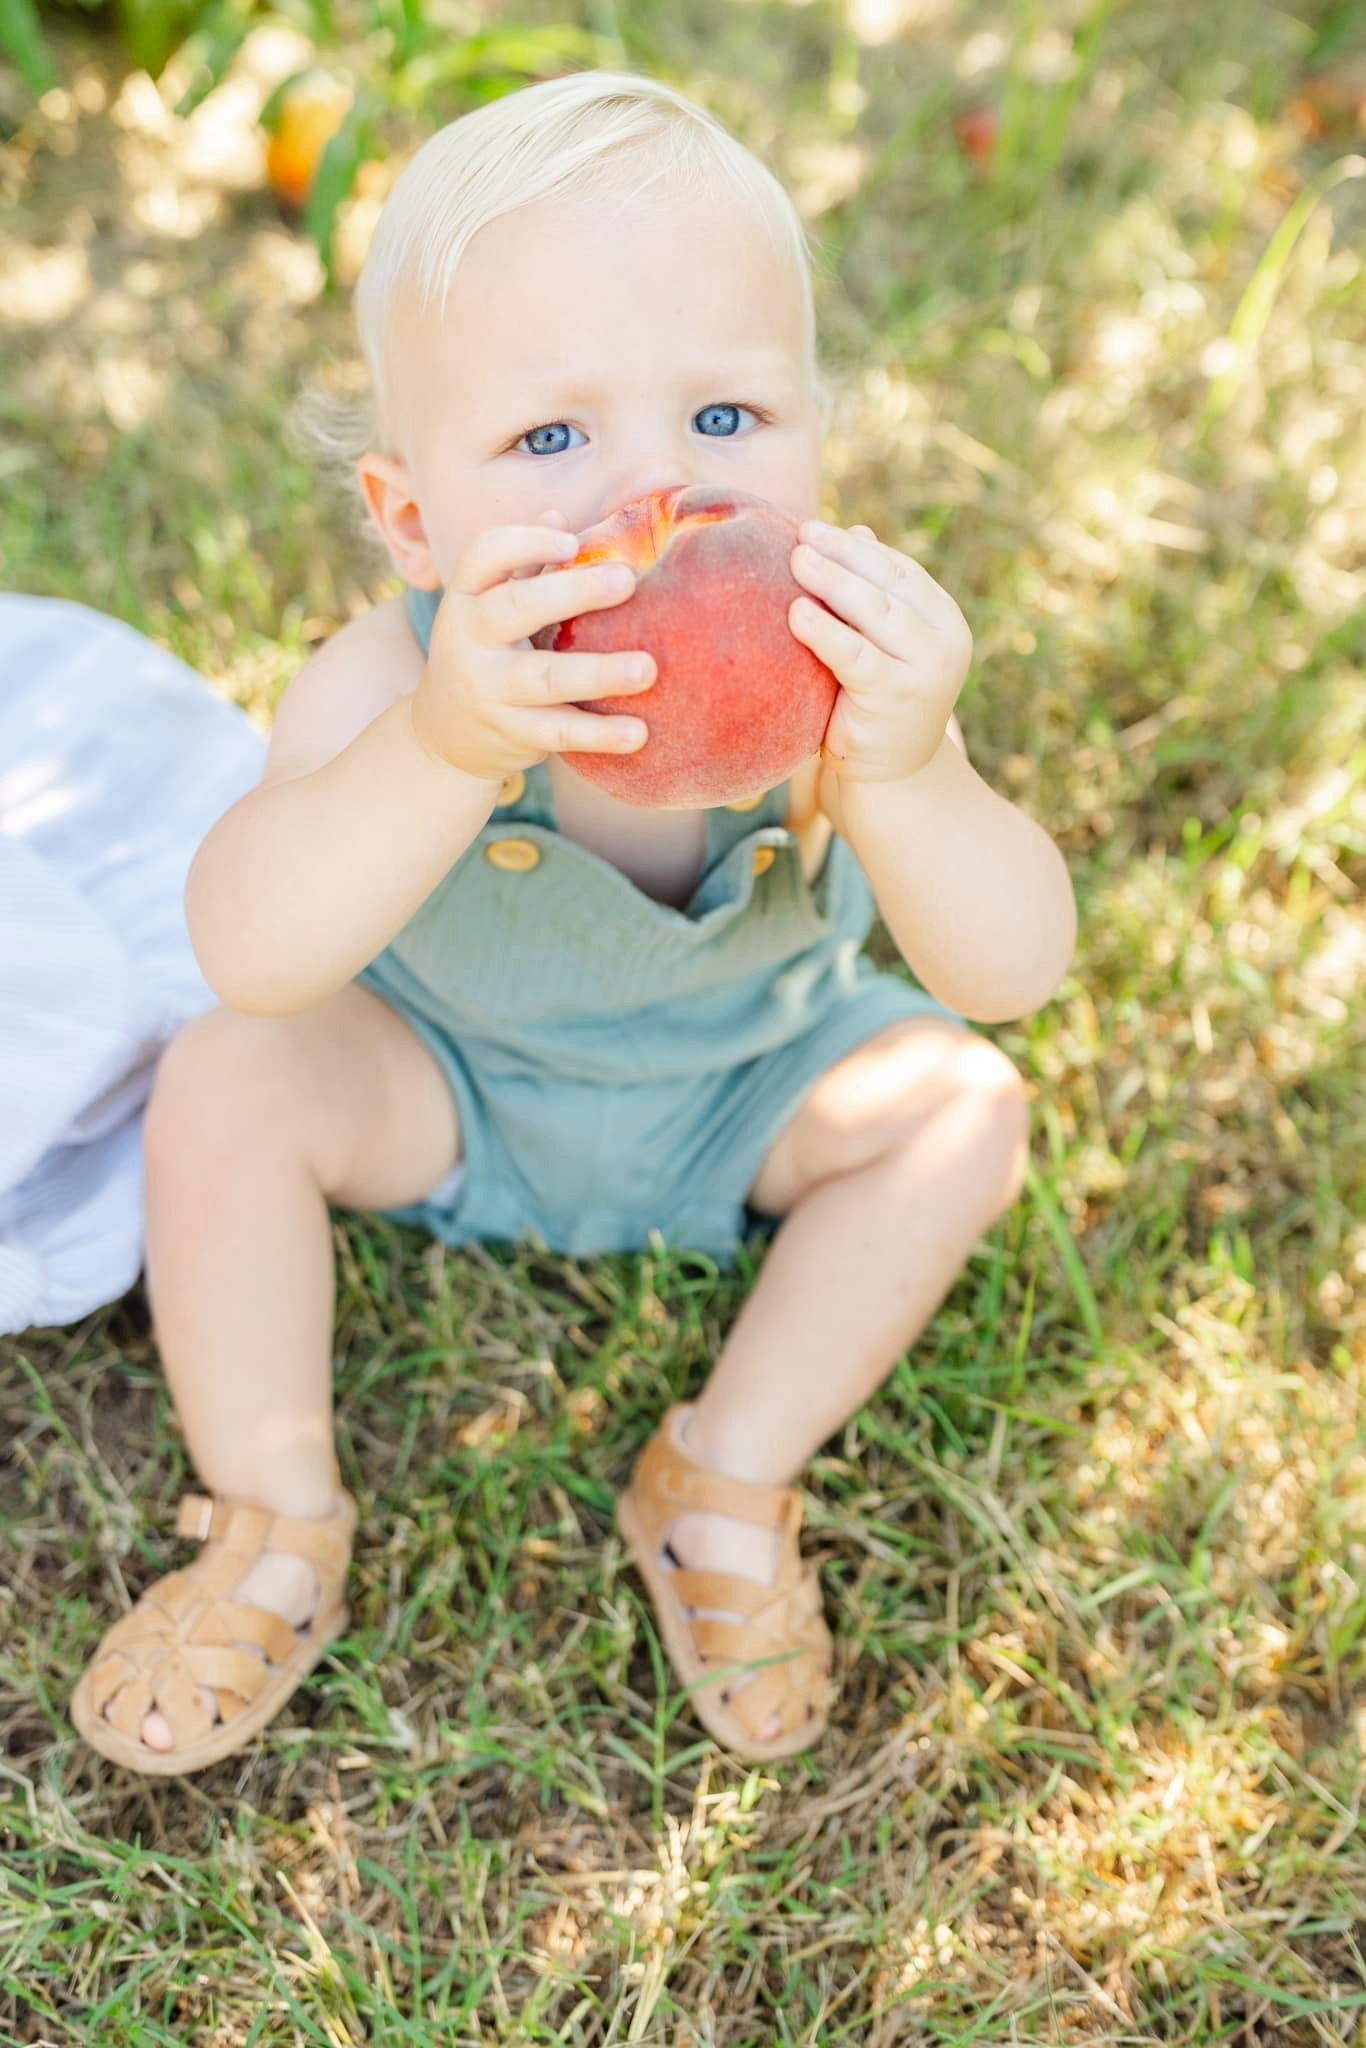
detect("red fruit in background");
top-left (952, 105), bottom-right (998, 167)
top-left (531, 485), bottom-right (840, 809)
top-left (1286, 69), bottom-right (1366, 140)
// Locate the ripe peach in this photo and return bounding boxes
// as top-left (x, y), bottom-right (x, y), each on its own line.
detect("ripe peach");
top-left (531, 485), bottom-right (839, 808)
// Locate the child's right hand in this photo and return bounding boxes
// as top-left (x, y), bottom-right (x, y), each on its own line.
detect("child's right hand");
top-left (409, 511), bottom-right (655, 781)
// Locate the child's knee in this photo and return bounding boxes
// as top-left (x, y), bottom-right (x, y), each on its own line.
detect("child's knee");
top-left (967, 1039), bottom-right (1030, 1144)
top-left (930, 1037), bottom-right (1030, 1207)
top-left (986, 1051), bottom-right (1030, 1205)
top-left (142, 1006), bottom-right (307, 1179)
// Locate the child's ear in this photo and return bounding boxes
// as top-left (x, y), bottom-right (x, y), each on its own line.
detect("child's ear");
top-left (354, 453), bottom-right (442, 589)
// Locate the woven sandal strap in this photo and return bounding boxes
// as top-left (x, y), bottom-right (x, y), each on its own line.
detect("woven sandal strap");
top-left (640, 1408), bottom-right (801, 1532)
top-left (188, 1642), bottom-right (285, 1702)
top-left (151, 1656), bottom-right (218, 1746)
top-left (103, 1668), bottom-right (155, 1742)
top-left (90, 1648), bottom-right (140, 1718)
top-left (690, 1616), bottom-right (812, 1671)
top-left (669, 1568), bottom-right (775, 1621)
top-left (186, 1598), bottom-right (300, 1664)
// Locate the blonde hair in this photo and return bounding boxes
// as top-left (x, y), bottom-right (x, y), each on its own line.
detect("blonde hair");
top-left (290, 70), bottom-right (833, 535)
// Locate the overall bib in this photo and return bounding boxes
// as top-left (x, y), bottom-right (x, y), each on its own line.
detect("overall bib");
top-left (355, 586), bottom-right (963, 1265)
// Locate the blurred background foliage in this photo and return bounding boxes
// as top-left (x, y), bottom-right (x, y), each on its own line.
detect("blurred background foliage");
top-left (2, 0), bottom-right (624, 273)
top-left (2, 0), bottom-right (1355, 281)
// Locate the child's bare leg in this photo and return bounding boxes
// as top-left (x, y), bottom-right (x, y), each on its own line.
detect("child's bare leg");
top-left (126, 982), bottom-right (459, 1754)
top-left (669, 1018), bottom-right (1030, 1739)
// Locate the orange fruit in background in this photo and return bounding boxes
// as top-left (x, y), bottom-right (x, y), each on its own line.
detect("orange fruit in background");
top-left (265, 72), bottom-right (354, 208)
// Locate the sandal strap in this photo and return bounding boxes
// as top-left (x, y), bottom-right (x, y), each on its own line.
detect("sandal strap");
top-left (670, 1566), bottom-right (823, 1639)
top-left (633, 1406), bottom-right (802, 1533)
top-left (175, 1491), bottom-right (356, 1574)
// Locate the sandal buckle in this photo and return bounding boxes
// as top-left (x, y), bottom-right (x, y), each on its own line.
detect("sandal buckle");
top-left (176, 1495), bottom-right (215, 1542)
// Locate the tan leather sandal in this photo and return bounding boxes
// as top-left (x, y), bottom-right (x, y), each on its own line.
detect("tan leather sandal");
top-left (616, 1403), bottom-right (834, 1762)
top-left (70, 1487), bottom-right (356, 1776)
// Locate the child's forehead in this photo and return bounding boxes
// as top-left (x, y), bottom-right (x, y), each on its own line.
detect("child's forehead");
top-left (402, 183), bottom-right (806, 367)
top-left (467, 184), bottom-right (791, 304)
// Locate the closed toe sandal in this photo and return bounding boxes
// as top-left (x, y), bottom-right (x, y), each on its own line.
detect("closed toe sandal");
top-left (70, 1488), bottom-right (356, 1776)
top-left (616, 1403), bottom-right (834, 1762)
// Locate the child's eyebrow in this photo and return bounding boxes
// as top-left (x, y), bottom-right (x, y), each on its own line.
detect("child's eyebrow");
top-left (494, 351), bottom-right (801, 406)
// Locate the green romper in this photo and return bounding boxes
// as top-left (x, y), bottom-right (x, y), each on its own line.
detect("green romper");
top-left (355, 585), bottom-right (964, 1266)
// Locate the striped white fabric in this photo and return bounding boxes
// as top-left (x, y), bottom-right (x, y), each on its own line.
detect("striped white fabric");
top-left (0, 596), bottom-right (267, 1333)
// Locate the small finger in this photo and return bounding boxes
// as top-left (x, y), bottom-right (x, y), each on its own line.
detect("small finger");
top-left (487, 559), bottom-right (635, 645)
top-left (508, 647), bottom-right (656, 707)
top-left (457, 522), bottom-right (580, 595)
top-left (563, 715), bottom-right (650, 755)
top-left (520, 710), bottom-right (649, 755)
top-left (512, 509), bottom-right (574, 579)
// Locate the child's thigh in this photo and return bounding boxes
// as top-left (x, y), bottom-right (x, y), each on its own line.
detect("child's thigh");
top-left (145, 981), bottom-right (461, 1212)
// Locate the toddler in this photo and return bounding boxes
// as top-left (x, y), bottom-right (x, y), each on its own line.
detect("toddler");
top-left (72, 70), bottom-right (1075, 1774)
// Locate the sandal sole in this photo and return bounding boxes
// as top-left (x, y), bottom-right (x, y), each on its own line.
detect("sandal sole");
top-left (616, 1491), bottom-right (827, 1764)
top-left (69, 1603), bottom-right (349, 1776)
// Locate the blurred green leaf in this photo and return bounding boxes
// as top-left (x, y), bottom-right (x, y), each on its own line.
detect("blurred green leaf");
top-left (115, 0), bottom-right (204, 77)
top-left (171, 0), bottom-right (258, 115)
top-left (1306, 0), bottom-right (1366, 66)
top-left (0, 0), bottom-right (57, 93)
top-left (394, 24), bottom-right (612, 108)
top-left (304, 90), bottom-right (376, 283)
top-left (1203, 151), bottom-right (1366, 427)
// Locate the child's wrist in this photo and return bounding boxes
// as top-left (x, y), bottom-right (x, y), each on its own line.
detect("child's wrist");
top-left (835, 732), bottom-right (964, 818)
top-left (405, 688), bottom-right (502, 798)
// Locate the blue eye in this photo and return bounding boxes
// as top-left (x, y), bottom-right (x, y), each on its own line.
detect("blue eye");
top-left (513, 402), bottom-right (768, 456)
top-left (694, 403), bottom-right (756, 437)
top-left (518, 420), bottom-right (587, 457)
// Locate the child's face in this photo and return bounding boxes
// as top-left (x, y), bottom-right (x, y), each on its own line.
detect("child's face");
top-left (365, 178), bottom-right (824, 589)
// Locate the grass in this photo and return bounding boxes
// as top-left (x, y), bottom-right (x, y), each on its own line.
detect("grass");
top-left (2, 0), bottom-right (1364, 2040)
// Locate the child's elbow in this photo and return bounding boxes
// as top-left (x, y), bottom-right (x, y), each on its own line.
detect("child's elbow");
top-left (957, 920), bottom-right (1077, 1025)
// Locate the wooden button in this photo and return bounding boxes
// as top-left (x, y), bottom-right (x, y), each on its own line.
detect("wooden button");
top-left (496, 770), bottom-right (526, 806)
top-left (752, 845), bottom-right (777, 877)
top-left (726, 794), bottom-right (765, 812)
top-left (486, 837), bottom-right (541, 873)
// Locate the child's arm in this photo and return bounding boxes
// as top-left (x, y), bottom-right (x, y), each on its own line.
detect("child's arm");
top-left (790, 519), bottom-right (1074, 1025)
top-left (187, 523), bottom-right (654, 1016)
top-left (185, 598), bottom-right (502, 1016)
top-left (833, 740), bottom-right (1076, 1025)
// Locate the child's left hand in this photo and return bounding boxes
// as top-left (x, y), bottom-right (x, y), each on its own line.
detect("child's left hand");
top-left (789, 519), bottom-right (973, 784)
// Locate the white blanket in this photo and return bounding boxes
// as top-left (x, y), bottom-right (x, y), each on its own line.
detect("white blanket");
top-left (0, 596), bottom-right (267, 1333)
